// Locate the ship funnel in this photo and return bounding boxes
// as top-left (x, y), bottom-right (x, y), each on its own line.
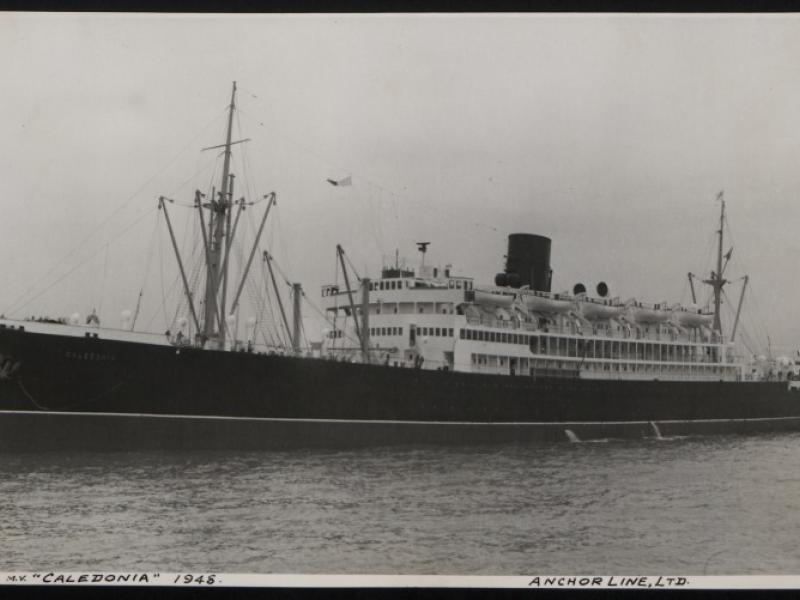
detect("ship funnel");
top-left (503, 233), bottom-right (552, 292)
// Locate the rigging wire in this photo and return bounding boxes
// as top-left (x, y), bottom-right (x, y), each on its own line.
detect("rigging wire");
top-left (236, 104), bottom-right (500, 239)
top-left (158, 220), bottom-right (169, 329)
top-left (166, 152), bottom-right (225, 205)
top-left (96, 242), bottom-right (109, 315)
top-left (332, 250), bottom-right (340, 352)
top-left (302, 288), bottom-right (360, 348)
top-left (235, 108), bottom-right (259, 207)
top-left (131, 210), bottom-right (162, 331)
top-left (12, 207), bottom-right (159, 317)
top-left (256, 269), bottom-right (280, 348)
top-left (341, 250), bottom-right (361, 282)
top-left (261, 262), bottom-right (287, 348)
top-left (5, 109), bottom-right (228, 316)
top-left (722, 212), bottom-right (772, 355)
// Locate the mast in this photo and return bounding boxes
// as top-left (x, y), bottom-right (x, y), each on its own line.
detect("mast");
top-left (337, 245), bottom-right (362, 345)
top-left (160, 82), bottom-right (275, 351)
top-left (160, 197), bottom-right (201, 334)
top-left (731, 275), bottom-right (749, 343)
top-left (703, 193), bottom-right (727, 339)
top-left (203, 81), bottom-right (237, 347)
top-left (264, 251), bottom-right (293, 348)
top-left (292, 283), bottom-right (302, 354)
top-left (219, 173), bottom-right (235, 337)
top-left (687, 273), bottom-right (697, 304)
top-left (361, 277), bottom-right (371, 362)
top-left (713, 196), bottom-right (725, 334)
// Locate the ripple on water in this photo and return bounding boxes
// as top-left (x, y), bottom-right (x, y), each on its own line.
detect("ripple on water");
top-left (1, 433), bottom-right (800, 573)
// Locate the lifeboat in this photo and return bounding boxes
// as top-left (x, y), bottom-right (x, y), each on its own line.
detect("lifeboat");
top-left (672, 305), bottom-right (714, 328)
top-left (473, 287), bottom-right (516, 308)
top-left (521, 291), bottom-right (575, 314)
top-left (628, 302), bottom-right (671, 324)
top-left (578, 298), bottom-right (624, 320)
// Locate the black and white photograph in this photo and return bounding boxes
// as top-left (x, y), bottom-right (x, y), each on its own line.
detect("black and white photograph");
top-left (1, 12), bottom-right (800, 588)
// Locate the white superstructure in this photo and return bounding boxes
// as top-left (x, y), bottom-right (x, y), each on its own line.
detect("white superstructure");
top-left (319, 261), bottom-right (752, 383)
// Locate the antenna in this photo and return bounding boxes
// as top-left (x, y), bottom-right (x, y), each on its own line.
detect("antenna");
top-left (416, 242), bottom-right (430, 267)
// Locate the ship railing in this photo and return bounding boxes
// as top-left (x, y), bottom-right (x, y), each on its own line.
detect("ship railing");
top-left (579, 296), bottom-right (622, 307)
top-left (517, 289), bottom-right (576, 301)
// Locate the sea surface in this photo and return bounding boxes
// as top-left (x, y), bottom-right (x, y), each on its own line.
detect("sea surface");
top-left (1, 432), bottom-right (800, 575)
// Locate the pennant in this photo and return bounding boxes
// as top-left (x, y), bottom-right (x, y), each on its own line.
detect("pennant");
top-left (327, 176), bottom-right (352, 187)
top-left (724, 247), bottom-right (733, 261)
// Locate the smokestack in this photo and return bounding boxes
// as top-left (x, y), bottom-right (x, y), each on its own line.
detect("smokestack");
top-left (503, 233), bottom-right (552, 292)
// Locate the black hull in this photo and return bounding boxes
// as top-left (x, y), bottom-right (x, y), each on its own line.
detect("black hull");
top-left (1, 326), bottom-right (799, 450)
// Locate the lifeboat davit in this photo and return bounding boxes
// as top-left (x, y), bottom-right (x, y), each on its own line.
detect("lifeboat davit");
top-left (578, 298), bottom-right (624, 321)
top-left (521, 291), bottom-right (574, 315)
top-left (474, 287), bottom-right (516, 308)
top-left (672, 305), bottom-right (714, 328)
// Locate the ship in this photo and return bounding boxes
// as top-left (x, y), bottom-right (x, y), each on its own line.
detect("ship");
top-left (1, 82), bottom-right (799, 451)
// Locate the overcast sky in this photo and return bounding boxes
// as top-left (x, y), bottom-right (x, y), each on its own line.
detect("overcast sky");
top-left (1, 13), bottom-right (799, 353)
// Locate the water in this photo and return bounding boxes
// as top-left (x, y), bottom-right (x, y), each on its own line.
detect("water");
top-left (2, 433), bottom-right (800, 575)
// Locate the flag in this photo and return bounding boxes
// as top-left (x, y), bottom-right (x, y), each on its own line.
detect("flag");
top-left (724, 247), bottom-right (733, 261)
top-left (327, 176), bottom-right (352, 187)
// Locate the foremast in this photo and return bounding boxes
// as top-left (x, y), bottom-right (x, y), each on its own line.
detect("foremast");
top-left (161, 81), bottom-right (272, 350)
top-left (203, 82), bottom-right (237, 348)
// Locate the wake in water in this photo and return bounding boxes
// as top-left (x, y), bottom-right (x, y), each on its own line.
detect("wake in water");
top-left (563, 429), bottom-right (614, 443)
top-left (564, 425), bottom-right (687, 444)
top-left (648, 421), bottom-right (688, 442)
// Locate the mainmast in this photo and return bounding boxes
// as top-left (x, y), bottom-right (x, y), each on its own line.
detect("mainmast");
top-left (203, 81), bottom-right (237, 347)
top-left (703, 192), bottom-right (728, 339)
top-left (713, 195), bottom-right (726, 334)
top-left (699, 193), bottom-right (750, 348)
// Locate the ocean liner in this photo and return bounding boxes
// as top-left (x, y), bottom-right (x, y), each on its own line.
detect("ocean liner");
top-left (1, 82), bottom-right (799, 451)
